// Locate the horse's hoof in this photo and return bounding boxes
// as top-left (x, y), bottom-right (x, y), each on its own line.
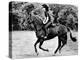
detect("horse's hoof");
top-left (36, 53), bottom-right (39, 56)
top-left (52, 53), bottom-right (56, 56)
top-left (52, 54), bottom-right (56, 56)
top-left (59, 51), bottom-right (61, 54)
top-left (46, 49), bottom-right (49, 52)
top-left (54, 51), bottom-right (57, 54)
top-left (54, 52), bottom-right (56, 54)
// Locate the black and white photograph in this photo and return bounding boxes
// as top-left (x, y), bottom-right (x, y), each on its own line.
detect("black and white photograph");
top-left (9, 1), bottom-right (78, 59)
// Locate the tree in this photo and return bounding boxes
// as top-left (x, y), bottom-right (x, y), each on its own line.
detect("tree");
top-left (9, 2), bottom-right (78, 31)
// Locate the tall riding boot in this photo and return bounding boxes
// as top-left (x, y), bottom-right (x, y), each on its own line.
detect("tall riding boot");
top-left (44, 28), bottom-right (48, 38)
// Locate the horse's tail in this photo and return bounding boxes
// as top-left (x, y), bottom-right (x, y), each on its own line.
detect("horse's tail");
top-left (67, 27), bottom-right (77, 42)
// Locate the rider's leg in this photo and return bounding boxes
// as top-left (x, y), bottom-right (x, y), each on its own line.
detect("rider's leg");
top-left (44, 22), bottom-right (52, 36)
top-left (42, 27), bottom-right (47, 38)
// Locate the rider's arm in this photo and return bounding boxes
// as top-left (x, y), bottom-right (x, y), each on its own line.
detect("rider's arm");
top-left (48, 11), bottom-right (54, 23)
top-left (43, 16), bottom-right (48, 24)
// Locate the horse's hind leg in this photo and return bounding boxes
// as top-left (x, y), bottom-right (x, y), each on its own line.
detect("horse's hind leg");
top-left (39, 39), bottom-right (49, 52)
top-left (54, 37), bottom-right (61, 54)
top-left (59, 33), bottom-right (67, 53)
top-left (34, 39), bottom-right (40, 55)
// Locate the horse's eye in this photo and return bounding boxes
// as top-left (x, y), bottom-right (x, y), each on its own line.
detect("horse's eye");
top-left (34, 12), bottom-right (38, 15)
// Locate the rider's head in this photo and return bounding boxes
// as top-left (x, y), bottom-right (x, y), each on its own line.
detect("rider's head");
top-left (42, 4), bottom-right (49, 12)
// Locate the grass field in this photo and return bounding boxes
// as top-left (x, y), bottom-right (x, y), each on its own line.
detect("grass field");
top-left (10, 31), bottom-right (78, 59)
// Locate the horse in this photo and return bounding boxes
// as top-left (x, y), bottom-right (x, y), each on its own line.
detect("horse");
top-left (27, 15), bottom-right (77, 55)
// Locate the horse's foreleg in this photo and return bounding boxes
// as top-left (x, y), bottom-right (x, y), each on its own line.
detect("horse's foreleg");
top-left (54, 37), bottom-right (61, 54)
top-left (34, 39), bottom-right (40, 55)
top-left (39, 40), bottom-right (49, 52)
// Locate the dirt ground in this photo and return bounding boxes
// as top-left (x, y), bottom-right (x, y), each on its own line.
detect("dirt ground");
top-left (10, 31), bottom-right (78, 59)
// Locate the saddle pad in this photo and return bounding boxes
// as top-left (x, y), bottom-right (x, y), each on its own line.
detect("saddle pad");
top-left (9, 1), bottom-right (78, 59)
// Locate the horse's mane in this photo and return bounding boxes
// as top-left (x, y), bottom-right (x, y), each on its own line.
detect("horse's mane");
top-left (31, 15), bottom-right (43, 25)
top-left (30, 15), bottom-right (44, 31)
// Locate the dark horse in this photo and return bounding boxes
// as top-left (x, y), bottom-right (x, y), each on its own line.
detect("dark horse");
top-left (27, 15), bottom-right (77, 55)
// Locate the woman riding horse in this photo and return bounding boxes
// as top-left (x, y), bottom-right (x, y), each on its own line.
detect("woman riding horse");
top-left (41, 4), bottom-right (56, 38)
top-left (28, 4), bottom-right (77, 55)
